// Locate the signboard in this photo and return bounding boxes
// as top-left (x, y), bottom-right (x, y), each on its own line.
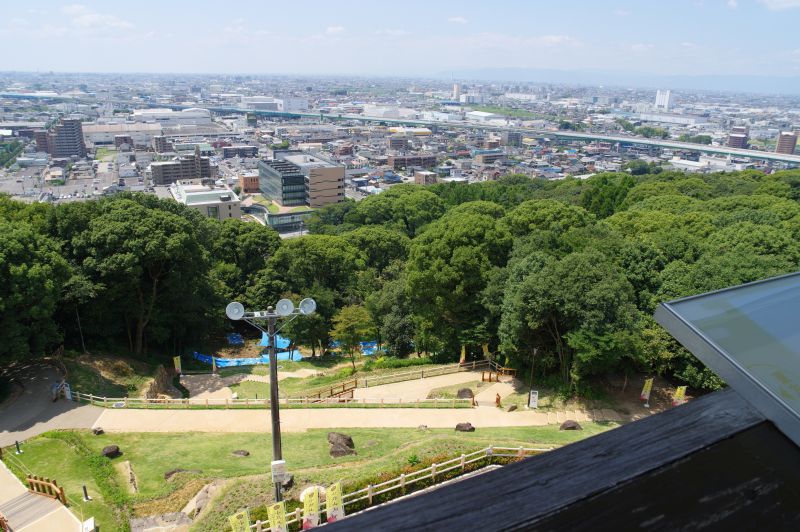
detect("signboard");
top-left (211, 355), bottom-right (217, 373)
top-left (173, 356), bottom-right (182, 375)
top-left (640, 377), bottom-right (654, 406)
top-left (271, 459), bottom-right (287, 483)
top-left (672, 386), bottom-right (687, 406)
top-left (268, 502), bottom-right (287, 532)
top-left (63, 382), bottom-right (72, 401)
top-left (482, 344), bottom-right (490, 357)
top-left (228, 509), bottom-right (250, 532)
top-left (326, 482), bottom-right (345, 523)
top-left (459, 345), bottom-right (466, 365)
top-left (528, 390), bottom-right (539, 409)
top-left (302, 487), bottom-right (321, 529)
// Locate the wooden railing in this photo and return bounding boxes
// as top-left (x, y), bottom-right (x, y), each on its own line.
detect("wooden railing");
top-left (300, 379), bottom-right (358, 402)
top-left (27, 475), bottom-right (66, 505)
top-left (247, 445), bottom-right (550, 531)
top-left (68, 390), bottom-right (472, 409)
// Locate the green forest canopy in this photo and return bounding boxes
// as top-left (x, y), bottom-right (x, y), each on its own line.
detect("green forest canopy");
top-left (3, 167), bottom-right (800, 393)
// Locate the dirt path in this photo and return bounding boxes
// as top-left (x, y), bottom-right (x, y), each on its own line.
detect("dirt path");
top-left (0, 364), bottom-right (102, 447)
top-left (92, 405), bottom-right (622, 433)
top-left (353, 372), bottom-right (484, 401)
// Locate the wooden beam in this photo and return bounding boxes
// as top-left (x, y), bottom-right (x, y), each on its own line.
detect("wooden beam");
top-left (325, 389), bottom-right (765, 531)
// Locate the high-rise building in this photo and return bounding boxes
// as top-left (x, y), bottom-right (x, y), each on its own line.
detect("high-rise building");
top-left (452, 83), bottom-right (461, 100)
top-left (258, 159), bottom-right (307, 207)
top-left (655, 90), bottom-right (672, 111)
top-left (153, 135), bottom-right (173, 153)
top-left (281, 153), bottom-right (345, 208)
top-left (728, 126), bottom-right (749, 149)
top-left (47, 118), bottom-right (86, 158)
top-left (500, 131), bottom-right (522, 147)
top-left (34, 129), bottom-right (49, 153)
top-left (776, 131), bottom-right (798, 155)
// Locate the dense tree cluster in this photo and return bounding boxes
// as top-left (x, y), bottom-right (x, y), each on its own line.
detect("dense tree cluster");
top-left (3, 167), bottom-right (800, 394)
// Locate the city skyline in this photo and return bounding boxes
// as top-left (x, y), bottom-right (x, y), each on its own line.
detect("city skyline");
top-left (2, 0), bottom-right (800, 86)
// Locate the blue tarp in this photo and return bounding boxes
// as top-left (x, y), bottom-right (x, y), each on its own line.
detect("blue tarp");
top-left (329, 340), bottom-right (379, 356)
top-left (259, 332), bottom-right (291, 349)
top-left (193, 350), bottom-right (302, 367)
top-left (226, 333), bottom-right (244, 346)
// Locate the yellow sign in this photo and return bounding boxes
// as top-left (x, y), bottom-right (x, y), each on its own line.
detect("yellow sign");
top-left (268, 502), bottom-right (287, 532)
top-left (482, 344), bottom-right (490, 357)
top-left (326, 482), bottom-right (345, 523)
top-left (640, 378), bottom-right (654, 402)
top-left (211, 355), bottom-right (217, 373)
top-left (459, 345), bottom-right (466, 365)
top-left (302, 487), bottom-right (320, 529)
top-left (228, 509), bottom-right (250, 532)
top-left (173, 356), bottom-right (182, 374)
top-left (672, 386), bottom-right (687, 406)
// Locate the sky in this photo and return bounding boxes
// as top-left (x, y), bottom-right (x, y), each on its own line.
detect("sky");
top-left (2, 0), bottom-right (800, 79)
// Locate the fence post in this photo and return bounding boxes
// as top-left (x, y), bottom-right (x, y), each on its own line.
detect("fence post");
top-left (452, 398), bottom-right (455, 408)
top-left (225, 398), bottom-right (228, 409)
top-left (431, 463), bottom-right (437, 481)
top-left (255, 520), bottom-right (262, 532)
top-left (461, 454), bottom-right (466, 471)
top-left (367, 484), bottom-right (374, 505)
top-left (400, 473), bottom-right (406, 493)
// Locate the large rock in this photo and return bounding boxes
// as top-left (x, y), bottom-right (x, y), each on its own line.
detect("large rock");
top-left (456, 388), bottom-right (474, 399)
top-left (101, 445), bottom-right (121, 458)
top-left (455, 422), bottom-right (475, 432)
top-left (506, 405), bottom-right (518, 412)
top-left (231, 450), bottom-right (250, 457)
top-left (330, 443), bottom-right (357, 457)
top-left (92, 427), bottom-right (104, 435)
top-left (560, 420), bottom-right (582, 431)
top-left (327, 432), bottom-right (354, 449)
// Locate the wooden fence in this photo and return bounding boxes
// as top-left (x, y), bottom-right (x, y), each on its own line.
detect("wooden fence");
top-left (69, 390), bottom-right (471, 409)
top-left (27, 475), bottom-right (67, 505)
top-left (354, 360), bottom-right (492, 389)
top-left (247, 445), bottom-right (549, 531)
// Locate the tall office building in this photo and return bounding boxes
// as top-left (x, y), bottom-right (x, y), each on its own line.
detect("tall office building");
top-left (727, 126), bottom-right (749, 149)
top-left (776, 131), bottom-right (798, 155)
top-left (258, 152), bottom-right (344, 208)
top-left (655, 90), bottom-right (672, 111)
top-left (47, 118), bottom-right (86, 158)
top-left (452, 83), bottom-right (461, 100)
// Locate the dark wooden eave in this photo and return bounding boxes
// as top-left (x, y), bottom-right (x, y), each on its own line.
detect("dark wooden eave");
top-left (326, 388), bottom-right (782, 531)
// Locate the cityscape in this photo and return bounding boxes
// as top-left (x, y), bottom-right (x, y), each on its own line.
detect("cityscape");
top-left (2, 2), bottom-right (800, 532)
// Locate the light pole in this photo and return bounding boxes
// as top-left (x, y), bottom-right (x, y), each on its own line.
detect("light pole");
top-left (225, 297), bottom-right (317, 502)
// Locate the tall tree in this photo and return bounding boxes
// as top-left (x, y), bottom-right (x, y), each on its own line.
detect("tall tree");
top-left (331, 305), bottom-right (375, 369)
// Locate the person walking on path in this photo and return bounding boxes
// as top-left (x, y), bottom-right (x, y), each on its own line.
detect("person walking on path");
top-left (495, 393), bottom-right (502, 408)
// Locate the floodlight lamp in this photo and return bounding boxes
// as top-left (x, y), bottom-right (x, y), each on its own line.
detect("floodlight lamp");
top-left (275, 298), bottom-right (295, 317)
top-left (226, 302), bottom-right (245, 320)
top-left (299, 298), bottom-right (317, 315)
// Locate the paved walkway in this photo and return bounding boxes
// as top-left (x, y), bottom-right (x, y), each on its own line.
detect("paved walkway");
top-left (0, 364), bottom-right (102, 447)
top-left (353, 371), bottom-right (484, 401)
top-left (474, 379), bottom-right (519, 407)
top-left (92, 406), bottom-right (623, 433)
top-left (0, 459), bottom-right (82, 531)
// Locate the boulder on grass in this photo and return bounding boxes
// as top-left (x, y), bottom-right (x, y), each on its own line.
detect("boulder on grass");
top-left (330, 443), bottom-right (357, 457)
top-left (456, 388), bottom-right (474, 399)
top-left (92, 427), bottom-right (104, 435)
top-left (231, 450), bottom-right (250, 457)
top-left (560, 420), bottom-right (582, 431)
top-left (506, 405), bottom-right (518, 412)
top-left (327, 432), bottom-right (354, 449)
top-left (455, 422), bottom-right (475, 432)
top-left (417, 425), bottom-right (428, 431)
top-left (101, 445), bottom-right (121, 458)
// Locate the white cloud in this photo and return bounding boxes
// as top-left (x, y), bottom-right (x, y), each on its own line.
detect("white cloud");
top-left (727, 0), bottom-right (738, 8)
top-left (759, 0), bottom-right (800, 9)
top-left (61, 4), bottom-right (133, 30)
top-left (447, 16), bottom-right (468, 24)
top-left (325, 25), bottom-right (345, 35)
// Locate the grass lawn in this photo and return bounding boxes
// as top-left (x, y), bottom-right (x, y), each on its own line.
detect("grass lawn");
top-left (426, 380), bottom-right (492, 399)
top-left (95, 146), bottom-right (115, 160)
top-left (2, 423), bottom-right (617, 532)
top-left (63, 353), bottom-right (155, 397)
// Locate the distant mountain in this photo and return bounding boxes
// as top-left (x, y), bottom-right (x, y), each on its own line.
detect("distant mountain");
top-left (440, 68), bottom-right (800, 95)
